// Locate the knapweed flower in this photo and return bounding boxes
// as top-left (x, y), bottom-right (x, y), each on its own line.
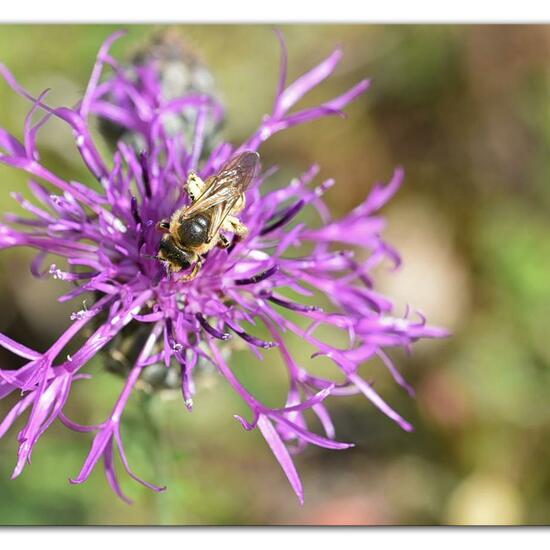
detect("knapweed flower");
top-left (0, 30), bottom-right (446, 504)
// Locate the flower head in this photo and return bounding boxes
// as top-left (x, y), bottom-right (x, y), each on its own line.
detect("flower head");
top-left (0, 30), bottom-right (447, 504)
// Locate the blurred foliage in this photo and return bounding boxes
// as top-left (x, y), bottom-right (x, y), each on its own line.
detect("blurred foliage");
top-left (1, 24), bottom-right (550, 525)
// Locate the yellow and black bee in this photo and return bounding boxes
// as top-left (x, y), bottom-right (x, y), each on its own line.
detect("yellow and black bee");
top-left (156, 151), bottom-right (260, 280)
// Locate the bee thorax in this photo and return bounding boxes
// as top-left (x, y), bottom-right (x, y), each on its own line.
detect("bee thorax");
top-left (177, 214), bottom-right (210, 246)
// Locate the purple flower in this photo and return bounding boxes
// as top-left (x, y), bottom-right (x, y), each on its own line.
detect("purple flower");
top-left (0, 30), bottom-right (447, 505)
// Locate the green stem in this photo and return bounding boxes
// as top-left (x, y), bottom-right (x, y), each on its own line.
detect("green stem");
top-left (140, 392), bottom-right (172, 525)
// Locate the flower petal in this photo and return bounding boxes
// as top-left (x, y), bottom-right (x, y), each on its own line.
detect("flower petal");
top-left (257, 415), bottom-right (304, 505)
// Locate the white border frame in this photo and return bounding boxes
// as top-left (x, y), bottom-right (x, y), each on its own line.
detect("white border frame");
top-left (2, 1), bottom-right (550, 23)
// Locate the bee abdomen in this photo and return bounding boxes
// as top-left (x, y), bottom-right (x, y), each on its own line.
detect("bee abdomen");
top-left (159, 235), bottom-right (193, 271)
top-left (177, 214), bottom-right (209, 246)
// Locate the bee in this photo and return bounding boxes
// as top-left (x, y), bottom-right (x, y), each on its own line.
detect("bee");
top-left (156, 151), bottom-right (260, 281)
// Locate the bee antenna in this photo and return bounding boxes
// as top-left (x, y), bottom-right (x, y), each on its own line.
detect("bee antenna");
top-left (141, 253), bottom-right (159, 261)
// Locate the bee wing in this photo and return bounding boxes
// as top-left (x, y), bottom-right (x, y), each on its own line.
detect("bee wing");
top-left (183, 151), bottom-right (260, 218)
top-left (207, 197), bottom-right (240, 242)
top-left (217, 151), bottom-right (260, 193)
top-left (183, 184), bottom-right (241, 217)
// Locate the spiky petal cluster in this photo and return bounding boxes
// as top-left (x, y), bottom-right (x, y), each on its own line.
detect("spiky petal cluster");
top-left (0, 31), bottom-right (446, 504)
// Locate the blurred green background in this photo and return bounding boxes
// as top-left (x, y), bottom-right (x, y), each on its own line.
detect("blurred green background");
top-left (0, 24), bottom-right (549, 525)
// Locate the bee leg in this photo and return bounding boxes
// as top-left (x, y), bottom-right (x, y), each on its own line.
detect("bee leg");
top-left (226, 216), bottom-right (249, 240)
top-left (186, 171), bottom-right (206, 202)
top-left (218, 234), bottom-right (231, 249)
top-left (156, 220), bottom-right (170, 233)
top-left (179, 258), bottom-right (203, 282)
